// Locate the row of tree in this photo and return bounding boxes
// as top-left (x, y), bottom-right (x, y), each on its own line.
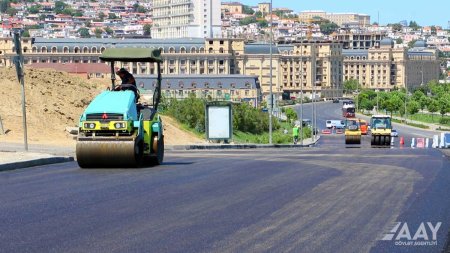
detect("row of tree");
top-left (162, 94), bottom-right (280, 135)
top-left (347, 80), bottom-right (450, 124)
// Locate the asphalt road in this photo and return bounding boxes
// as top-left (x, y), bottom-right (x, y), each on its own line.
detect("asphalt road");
top-left (1, 147), bottom-right (449, 253)
top-left (0, 102), bottom-right (449, 253)
top-left (294, 101), bottom-right (439, 147)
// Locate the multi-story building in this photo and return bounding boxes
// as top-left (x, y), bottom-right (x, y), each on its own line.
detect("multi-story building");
top-left (299, 11), bottom-right (370, 27)
top-left (343, 39), bottom-right (440, 91)
top-left (333, 31), bottom-right (385, 50)
top-left (221, 2), bottom-right (243, 14)
top-left (0, 37), bottom-right (439, 100)
top-left (258, 2), bottom-right (271, 15)
top-left (151, 0), bottom-right (221, 38)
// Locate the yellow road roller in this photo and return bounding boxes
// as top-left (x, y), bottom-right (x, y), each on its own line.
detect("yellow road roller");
top-left (370, 115), bottom-right (392, 146)
top-left (344, 118), bottom-right (361, 145)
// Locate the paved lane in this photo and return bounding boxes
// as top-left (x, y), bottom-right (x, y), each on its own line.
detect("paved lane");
top-left (0, 148), bottom-right (449, 253)
top-left (294, 101), bottom-right (439, 147)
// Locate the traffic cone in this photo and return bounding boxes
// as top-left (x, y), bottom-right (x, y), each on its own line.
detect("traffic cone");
top-left (400, 136), bottom-right (405, 146)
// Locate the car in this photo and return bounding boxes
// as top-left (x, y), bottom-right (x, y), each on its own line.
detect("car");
top-left (391, 129), bottom-right (398, 137)
top-left (332, 98), bottom-right (339, 103)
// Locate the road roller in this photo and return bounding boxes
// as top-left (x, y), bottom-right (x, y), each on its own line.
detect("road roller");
top-left (344, 118), bottom-right (361, 145)
top-left (76, 48), bottom-right (164, 168)
top-left (370, 115), bottom-right (392, 146)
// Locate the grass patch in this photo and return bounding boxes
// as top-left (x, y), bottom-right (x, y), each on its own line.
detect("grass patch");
top-left (233, 121), bottom-right (311, 144)
top-left (392, 118), bottom-right (430, 129)
top-left (393, 113), bottom-right (450, 126)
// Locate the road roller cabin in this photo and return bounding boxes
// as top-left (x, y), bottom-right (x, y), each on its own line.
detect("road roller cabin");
top-left (76, 48), bottom-right (164, 168)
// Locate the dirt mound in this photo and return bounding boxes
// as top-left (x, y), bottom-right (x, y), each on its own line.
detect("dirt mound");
top-left (0, 67), bottom-right (202, 147)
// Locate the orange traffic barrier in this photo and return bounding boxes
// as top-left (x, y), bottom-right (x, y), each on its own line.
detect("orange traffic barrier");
top-left (399, 136), bottom-right (405, 145)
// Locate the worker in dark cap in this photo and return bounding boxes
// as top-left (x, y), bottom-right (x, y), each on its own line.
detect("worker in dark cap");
top-left (114, 67), bottom-right (139, 101)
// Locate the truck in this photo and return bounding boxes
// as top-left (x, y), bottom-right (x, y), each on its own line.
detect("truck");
top-left (342, 104), bottom-right (356, 118)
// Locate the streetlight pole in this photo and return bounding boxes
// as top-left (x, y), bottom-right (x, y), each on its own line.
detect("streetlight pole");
top-left (404, 70), bottom-right (408, 123)
top-left (268, 0), bottom-right (273, 144)
top-left (300, 62), bottom-right (303, 146)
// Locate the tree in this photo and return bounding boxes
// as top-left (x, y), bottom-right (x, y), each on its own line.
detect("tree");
top-left (383, 93), bottom-right (403, 116)
top-left (28, 4), bottom-right (41, 14)
top-left (438, 94), bottom-right (450, 118)
top-left (390, 23), bottom-right (403, 32)
top-left (407, 100), bottom-right (420, 115)
top-left (143, 24), bottom-right (151, 36)
top-left (396, 38), bottom-right (403, 44)
top-left (94, 28), bottom-right (103, 38)
top-left (0, 0), bottom-right (10, 13)
top-left (255, 11), bottom-right (262, 18)
top-left (242, 5), bottom-right (254, 15)
top-left (6, 7), bottom-right (16, 16)
top-left (431, 26), bottom-right (437, 35)
top-left (343, 79), bottom-right (359, 94)
top-left (285, 108), bottom-right (298, 123)
top-left (78, 28), bottom-right (90, 38)
top-left (258, 20), bottom-right (268, 28)
top-left (409, 20), bottom-right (420, 30)
top-left (104, 26), bottom-right (114, 35)
top-left (136, 6), bottom-right (147, 13)
top-left (320, 21), bottom-right (339, 35)
top-left (427, 100), bottom-right (439, 120)
top-left (98, 12), bottom-right (105, 21)
top-left (239, 16), bottom-right (257, 26)
top-left (372, 22), bottom-right (379, 26)
top-left (22, 30), bottom-right (30, 37)
top-left (108, 13), bottom-right (117, 19)
top-left (74, 10), bottom-right (83, 17)
top-left (54, 0), bottom-right (67, 14)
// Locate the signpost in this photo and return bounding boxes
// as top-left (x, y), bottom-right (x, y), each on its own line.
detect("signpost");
top-left (13, 31), bottom-right (28, 151)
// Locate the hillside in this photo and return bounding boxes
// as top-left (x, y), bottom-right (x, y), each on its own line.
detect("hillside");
top-left (0, 67), bottom-right (202, 147)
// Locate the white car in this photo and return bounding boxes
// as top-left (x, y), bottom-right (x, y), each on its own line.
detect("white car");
top-left (391, 129), bottom-right (398, 137)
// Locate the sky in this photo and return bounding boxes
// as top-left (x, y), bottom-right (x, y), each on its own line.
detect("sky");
top-left (239, 0), bottom-right (449, 28)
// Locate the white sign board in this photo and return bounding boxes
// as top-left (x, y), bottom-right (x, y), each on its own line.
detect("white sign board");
top-left (207, 105), bottom-right (232, 139)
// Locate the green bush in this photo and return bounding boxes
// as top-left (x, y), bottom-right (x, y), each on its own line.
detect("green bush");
top-left (439, 117), bottom-right (449, 125)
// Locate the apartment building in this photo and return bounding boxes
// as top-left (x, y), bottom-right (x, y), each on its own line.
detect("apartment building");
top-left (299, 11), bottom-right (370, 27)
top-left (333, 31), bottom-right (385, 49)
top-left (343, 39), bottom-right (440, 91)
top-left (151, 0), bottom-right (221, 38)
top-left (221, 2), bottom-right (243, 14)
top-left (0, 37), bottom-right (439, 99)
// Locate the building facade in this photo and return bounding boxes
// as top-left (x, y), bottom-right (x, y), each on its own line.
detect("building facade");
top-left (151, 0), bottom-right (221, 39)
top-left (299, 11), bottom-right (370, 27)
top-left (221, 2), bottom-right (243, 14)
top-left (0, 37), bottom-right (439, 100)
top-left (343, 39), bottom-right (440, 91)
top-left (333, 31), bottom-right (385, 50)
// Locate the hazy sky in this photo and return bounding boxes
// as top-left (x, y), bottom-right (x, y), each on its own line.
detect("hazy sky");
top-left (239, 0), bottom-right (448, 27)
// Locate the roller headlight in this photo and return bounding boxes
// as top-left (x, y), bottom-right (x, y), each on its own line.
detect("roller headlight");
top-left (84, 123), bottom-right (96, 129)
top-left (114, 122), bottom-right (126, 129)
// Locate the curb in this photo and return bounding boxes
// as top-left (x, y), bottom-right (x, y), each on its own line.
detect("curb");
top-left (0, 157), bottom-right (74, 172)
top-left (166, 136), bottom-right (320, 150)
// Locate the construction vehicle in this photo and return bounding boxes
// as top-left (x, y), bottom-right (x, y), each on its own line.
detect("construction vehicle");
top-left (370, 115), bottom-right (392, 146)
top-left (76, 48), bottom-right (164, 168)
top-left (360, 119), bottom-right (368, 135)
top-left (342, 103), bottom-right (356, 118)
top-left (344, 118), bottom-right (361, 144)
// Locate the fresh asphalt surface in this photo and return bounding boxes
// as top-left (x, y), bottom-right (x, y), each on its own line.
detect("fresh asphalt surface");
top-left (0, 102), bottom-right (449, 253)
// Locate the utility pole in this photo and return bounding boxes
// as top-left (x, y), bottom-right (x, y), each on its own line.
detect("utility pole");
top-left (268, 0), bottom-right (273, 144)
top-left (13, 32), bottom-right (28, 151)
top-left (311, 44), bottom-right (316, 142)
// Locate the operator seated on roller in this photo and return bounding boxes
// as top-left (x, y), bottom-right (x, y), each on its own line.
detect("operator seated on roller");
top-left (114, 68), bottom-right (139, 102)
